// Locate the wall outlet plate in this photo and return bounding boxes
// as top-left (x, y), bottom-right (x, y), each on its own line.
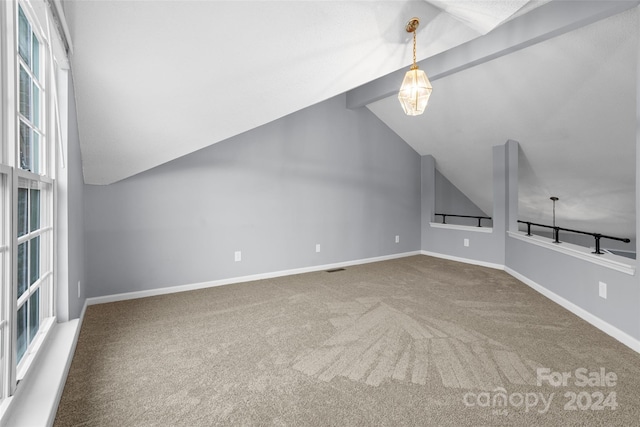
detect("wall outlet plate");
top-left (464, 238), bottom-right (469, 247)
top-left (395, 235), bottom-right (400, 243)
top-left (316, 244), bottom-right (321, 253)
top-left (234, 251), bottom-right (242, 262)
top-left (599, 281), bottom-right (607, 299)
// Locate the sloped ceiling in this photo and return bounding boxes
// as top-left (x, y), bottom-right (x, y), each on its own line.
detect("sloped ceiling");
top-left (63, 0), bottom-right (530, 185)
top-left (367, 6), bottom-right (637, 238)
top-left (63, 1), bottom-right (636, 239)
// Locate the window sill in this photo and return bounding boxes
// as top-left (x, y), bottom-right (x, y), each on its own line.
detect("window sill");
top-left (16, 317), bottom-right (56, 381)
top-left (429, 222), bottom-right (493, 233)
top-left (0, 318), bottom-right (81, 427)
top-left (0, 316), bottom-right (57, 424)
top-left (507, 231), bottom-right (635, 276)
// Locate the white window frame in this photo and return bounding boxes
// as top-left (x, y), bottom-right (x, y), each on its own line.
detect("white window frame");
top-left (0, 0), bottom-right (59, 407)
top-left (0, 167), bottom-right (12, 405)
top-left (14, 171), bottom-right (54, 378)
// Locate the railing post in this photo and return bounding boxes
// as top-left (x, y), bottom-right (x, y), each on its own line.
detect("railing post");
top-left (526, 222), bottom-right (532, 236)
top-left (477, 217), bottom-right (482, 227)
top-left (593, 234), bottom-right (604, 255)
top-left (553, 227), bottom-right (560, 243)
top-left (442, 214), bottom-right (446, 224)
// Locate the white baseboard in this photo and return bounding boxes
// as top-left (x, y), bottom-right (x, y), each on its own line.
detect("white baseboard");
top-left (420, 250), bottom-right (505, 270)
top-left (86, 252), bottom-right (640, 355)
top-left (87, 251), bottom-right (422, 306)
top-left (505, 267), bottom-right (640, 354)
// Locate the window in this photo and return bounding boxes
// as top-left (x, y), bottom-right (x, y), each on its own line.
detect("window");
top-left (13, 3), bottom-right (54, 378)
top-left (18, 5), bottom-right (44, 175)
top-left (0, 0), bottom-right (58, 405)
top-left (16, 178), bottom-right (52, 365)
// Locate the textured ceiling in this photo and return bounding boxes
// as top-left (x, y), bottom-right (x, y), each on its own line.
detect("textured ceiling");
top-left (62, 0), bottom-right (529, 185)
top-left (367, 7), bottom-right (637, 238)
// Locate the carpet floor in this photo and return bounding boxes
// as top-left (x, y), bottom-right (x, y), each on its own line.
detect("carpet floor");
top-left (54, 255), bottom-right (640, 426)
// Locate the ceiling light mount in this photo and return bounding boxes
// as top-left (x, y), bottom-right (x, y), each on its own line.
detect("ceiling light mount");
top-left (398, 17), bottom-right (432, 116)
top-left (405, 17), bottom-right (420, 34)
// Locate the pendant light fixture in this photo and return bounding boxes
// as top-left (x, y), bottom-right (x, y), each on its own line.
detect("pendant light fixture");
top-left (398, 17), bottom-right (432, 116)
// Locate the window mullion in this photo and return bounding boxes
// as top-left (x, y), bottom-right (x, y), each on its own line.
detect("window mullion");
top-left (17, 57), bottom-right (40, 85)
top-left (16, 270), bottom-right (49, 306)
top-left (15, 168), bottom-right (51, 183)
top-left (17, 115), bottom-right (36, 131)
top-left (17, 226), bottom-right (52, 245)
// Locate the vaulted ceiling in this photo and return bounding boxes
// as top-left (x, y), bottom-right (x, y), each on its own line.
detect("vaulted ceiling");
top-left (62, 1), bottom-right (637, 238)
top-left (367, 3), bottom-right (638, 238)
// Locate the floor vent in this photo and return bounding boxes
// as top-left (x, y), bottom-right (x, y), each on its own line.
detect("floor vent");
top-left (326, 268), bottom-right (346, 273)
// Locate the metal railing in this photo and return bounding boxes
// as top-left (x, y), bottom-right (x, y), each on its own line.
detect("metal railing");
top-left (517, 220), bottom-right (631, 255)
top-left (434, 213), bottom-right (492, 227)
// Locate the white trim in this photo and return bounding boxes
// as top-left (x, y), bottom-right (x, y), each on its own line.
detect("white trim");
top-left (87, 251), bottom-right (422, 306)
top-left (15, 169), bottom-right (53, 184)
top-left (47, 300), bottom-right (86, 427)
top-left (420, 250), bottom-right (504, 270)
top-left (0, 299), bottom-right (86, 427)
top-left (508, 231), bottom-right (635, 276)
top-left (16, 272), bottom-right (50, 307)
top-left (51, 0), bottom-right (73, 55)
top-left (429, 222), bottom-right (493, 233)
top-left (504, 267), bottom-right (640, 354)
top-left (15, 316), bottom-right (55, 381)
top-left (0, 319), bottom-right (81, 427)
top-left (17, 226), bottom-right (54, 245)
top-left (78, 298), bottom-right (87, 324)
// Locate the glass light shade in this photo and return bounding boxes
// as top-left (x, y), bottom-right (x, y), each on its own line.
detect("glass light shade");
top-left (398, 68), bottom-right (432, 116)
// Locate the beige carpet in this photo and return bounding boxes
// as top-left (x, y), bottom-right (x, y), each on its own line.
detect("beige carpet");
top-left (55, 255), bottom-right (640, 426)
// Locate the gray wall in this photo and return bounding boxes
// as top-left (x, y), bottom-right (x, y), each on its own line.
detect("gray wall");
top-left (506, 236), bottom-right (640, 340)
top-left (434, 169), bottom-right (489, 227)
top-left (78, 92), bottom-right (640, 344)
top-left (83, 94), bottom-right (421, 298)
top-left (421, 139), bottom-right (639, 341)
top-left (66, 70), bottom-right (86, 319)
top-left (421, 141), bottom-right (518, 266)
top-left (55, 69), bottom-right (86, 321)
top-left (420, 155), bottom-right (436, 250)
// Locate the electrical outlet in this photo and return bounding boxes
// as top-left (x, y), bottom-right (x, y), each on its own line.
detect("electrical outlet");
top-left (316, 244), bottom-right (321, 253)
top-left (395, 235), bottom-right (400, 243)
top-left (599, 281), bottom-right (607, 299)
top-left (234, 251), bottom-right (242, 262)
top-left (464, 238), bottom-right (469, 247)
top-left (78, 281), bottom-right (81, 298)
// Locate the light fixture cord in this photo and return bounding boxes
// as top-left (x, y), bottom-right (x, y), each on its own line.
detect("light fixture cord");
top-left (412, 30), bottom-right (417, 69)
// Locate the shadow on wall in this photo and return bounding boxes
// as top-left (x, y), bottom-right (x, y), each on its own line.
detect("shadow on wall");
top-left (434, 168), bottom-right (491, 227)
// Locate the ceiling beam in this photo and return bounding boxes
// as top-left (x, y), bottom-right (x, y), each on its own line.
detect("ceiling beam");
top-left (346, 0), bottom-right (640, 109)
